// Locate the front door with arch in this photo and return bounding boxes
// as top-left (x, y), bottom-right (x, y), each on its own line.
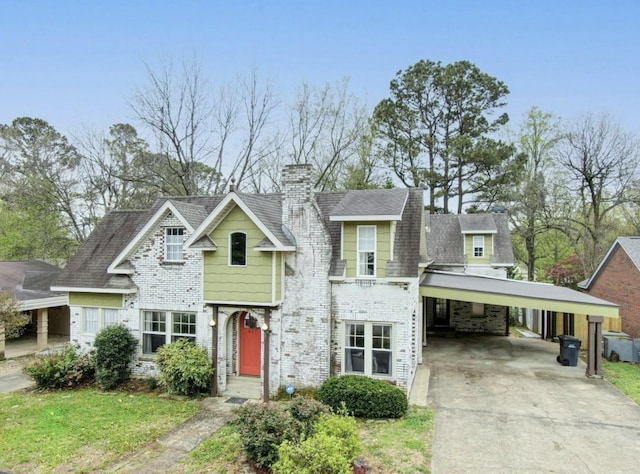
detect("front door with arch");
top-left (239, 311), bottom-right (261, 376)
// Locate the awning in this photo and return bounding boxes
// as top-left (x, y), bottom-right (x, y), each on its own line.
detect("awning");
top-left (420, 271), bottom-right (619, 318)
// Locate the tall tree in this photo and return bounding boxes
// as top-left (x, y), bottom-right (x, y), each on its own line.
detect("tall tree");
top-left (373, 59), bottom-right (510, 213)
top-left (555, 112), bottom-right (639, 275)
top-left (0, 117), bottom-right (86, 247)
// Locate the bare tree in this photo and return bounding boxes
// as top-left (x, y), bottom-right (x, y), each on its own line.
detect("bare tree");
top-left (555, 112), bottom-right (639, 275)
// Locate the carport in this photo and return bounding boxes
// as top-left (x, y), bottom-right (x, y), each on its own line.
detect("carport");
top-left (419, 271), bottom-right (619, 377)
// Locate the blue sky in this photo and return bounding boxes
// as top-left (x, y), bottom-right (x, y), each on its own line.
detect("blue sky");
top-left (1, 1), bottom-right (639, 137)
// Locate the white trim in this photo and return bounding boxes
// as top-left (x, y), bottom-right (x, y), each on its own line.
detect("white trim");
top-left (461, 229), bottom-right (497, 234)
top-left (254, 246), bottom-right (296, 252)
top-left (330, 214), bottom-right (401, 222)
top-left (357, 225), bottom-right (376, 278)
top-left (108, 200), bottom-right (194, 274)
top-left (50, 286), bottom-right (137, 294)
top-left (184, 193), bottom-right (293, 251)
top-left (203, 299), bottom-right (281, 307)
top-left (340, 222), bottom-right (344, 260)
top-left (18, 296), bottom-right (68, 311)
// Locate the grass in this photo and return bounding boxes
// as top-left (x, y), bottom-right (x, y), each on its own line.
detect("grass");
top-left (0, 387), bottom-right (198, 473)
top-left (180, 404), bottom-right (434, 473)
top-left (602, 360), bottom-right (640, 404)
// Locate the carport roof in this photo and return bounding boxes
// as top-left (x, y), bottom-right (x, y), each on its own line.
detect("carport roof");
top-left (420, 271), bottom-right (619, 318)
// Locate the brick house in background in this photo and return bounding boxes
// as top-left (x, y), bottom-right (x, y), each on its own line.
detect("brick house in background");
top-left (579, 237), bottom-right (640, 338)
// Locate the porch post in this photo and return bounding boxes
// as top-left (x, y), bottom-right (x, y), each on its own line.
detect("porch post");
top-left (37, 308), bottom-right (48, 351)
top-left (586, 315), bottom-right (603, 378)
top-left (209, 305), bottom-right (219, 397)
top-left (262, 308), bottom-right (271, 403)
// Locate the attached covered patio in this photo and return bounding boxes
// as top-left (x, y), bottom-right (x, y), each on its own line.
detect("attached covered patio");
top-left (419, 271), bottom-right (619, 377)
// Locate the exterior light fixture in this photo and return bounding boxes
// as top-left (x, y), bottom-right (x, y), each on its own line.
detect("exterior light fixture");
top-left (261, 322), bottom-right (270, 332)
top-left (209, 319), bottom-right (216, 327)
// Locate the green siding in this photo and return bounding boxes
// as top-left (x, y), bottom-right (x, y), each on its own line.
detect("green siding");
top-left (275, 253), bottom-right (282, 301)
top-left (69, 292), bottom-right (123, 308)
top-left (343, 222), bottom-right (391, 278)
top-left (465, 234), bottom-right (492, 264)
top-left (203, 205), bottom-right (275, 303)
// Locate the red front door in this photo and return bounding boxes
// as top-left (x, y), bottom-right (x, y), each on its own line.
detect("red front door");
top-left (239, 312), bottom-right (261, 376)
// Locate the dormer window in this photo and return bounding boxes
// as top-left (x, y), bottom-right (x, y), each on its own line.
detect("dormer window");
top-left (473, 235), bottom-right (485, 258)
top-left (357, 225), bottom-right (376, 277)
top-left (230, 232), bottom-right (247, 266)
top-left (165, 228), bottom-right (184, 261)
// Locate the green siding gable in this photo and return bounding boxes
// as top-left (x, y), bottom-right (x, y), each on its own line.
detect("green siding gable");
top-left (343, 221), bottom-right (391, 278)
top-left (69, 292), bottom-right (123, 308)
top-left (203, 205), bottom-right (281, 304)
top-left (465, 234), bottom-right (493, 264)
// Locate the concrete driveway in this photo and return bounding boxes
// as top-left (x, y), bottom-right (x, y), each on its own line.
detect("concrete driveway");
top-left (427, 335), bottom-right (640, 473)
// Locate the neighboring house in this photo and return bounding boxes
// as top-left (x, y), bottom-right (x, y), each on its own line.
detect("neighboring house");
top-left (52, 165), bottom-right (425, 397)
top-left (51, 165), bottom-right (619, 394)
top-left (0, 261), bottom-right (69, 359)
top-left (579, 237), bottom-right (640, 338)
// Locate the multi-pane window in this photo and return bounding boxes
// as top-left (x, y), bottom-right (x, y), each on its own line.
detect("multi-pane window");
top-left (143, 311), bottom-right (197, 354)
top-left (357, 226), bottom-right (376, 277)
top-left (473, 235), bottom-right (485, 257)
top-left (82, 307), bottom-right (119, 334)
top-left (344, 322), bottom-right (393, 377)
top-left (165, 228), bottom-right (184, 261)
top-left (230, 232), bottom-right (247, 266)
top-left (83, 308), bottom-right (100, 334)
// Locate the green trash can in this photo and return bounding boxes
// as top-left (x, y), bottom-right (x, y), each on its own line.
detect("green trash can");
top-left (557, 335), bottom-right (581, 366)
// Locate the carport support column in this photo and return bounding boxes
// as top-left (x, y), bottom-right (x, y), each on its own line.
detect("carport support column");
top-left (586, 315), bottom-right (603, 378)
top-left (37, 308), bottom-right (48, 351)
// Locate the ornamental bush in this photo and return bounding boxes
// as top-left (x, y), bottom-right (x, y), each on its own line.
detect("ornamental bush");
top-left (272, 414), bottom-right (360, 474)
top-left (317, 374), bottom-right (408, 419)
top-left (94, 324), bottom-right (138, 390)
top-left (25, 343), bottom-right (95, 390)
top-left (156, 338), bottom-right (212, 396)
top-left (288, 395), bottom-right (330, 439)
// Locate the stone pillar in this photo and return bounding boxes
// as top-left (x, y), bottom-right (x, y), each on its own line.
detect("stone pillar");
top-left (262, 308), bottom-right (271, 403)
top-left (586, 315), bottom-right (603, 378)
top-left (37, 308), bottom-right (49, 351)
top-left (0, 321), bottom-right (5, 360)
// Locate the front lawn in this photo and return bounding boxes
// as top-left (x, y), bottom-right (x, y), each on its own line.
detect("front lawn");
top-left (180, 405), bottom-right (434, 473)
top-left (602, 360), bottom-right (640, 404)
top-left (0, 388), bottom-right (198, 473)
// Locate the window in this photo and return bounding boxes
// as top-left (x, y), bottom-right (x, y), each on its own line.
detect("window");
top-left (82, 307), bottom-right (119, 334)
top-left (344, 322), bottom-right (393, 377)
top-left (230, 232), bottom-right (247, 266)
top-left (83, 308), bottom-right (99, 334)
top-left (165, 228), bottom-right (184, 261)
top-left (357, 226), bottom-right (376, 277)
top-left (143, 311), bottom-right (196, 354)
top-left (473, 235), bottom-right (484, 257)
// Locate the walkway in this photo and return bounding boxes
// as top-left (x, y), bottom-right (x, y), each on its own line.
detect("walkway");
top-left (427, 335), bottom-right (640, 473)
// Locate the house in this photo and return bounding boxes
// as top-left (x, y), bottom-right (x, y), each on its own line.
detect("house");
top-left (0, 260), bottom-right (69, 359)
top-left (52, 165), bottom-right (619, 395)
top-left (52, 165), bottom-right (425, 398)
top-left (579, 237), bottom-right (640, 338)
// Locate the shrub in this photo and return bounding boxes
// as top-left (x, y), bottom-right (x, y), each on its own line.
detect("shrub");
top-left (317, 375), bottom-right (408, 419)
top-left (272, 384), bottom-right (318, 400)
top-left (24, 343), bottom-right (95, 389)
top-left (94, 324), bottom-right (138, 390)
top-left (288, 395), bottom-right (330, 439)
top-left (233, 402), bottom-right (298, 468)
top-left (156, 338), bottom-right (212, 396)
top-left (272, 415), bottom-right (360, 474)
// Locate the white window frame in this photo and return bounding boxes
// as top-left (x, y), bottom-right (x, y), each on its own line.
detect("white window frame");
top-left (343, 321), bottom-right (393, 377)
top-left (229, 231), bottom-right (247, 266)
top-left (142, 310), bottom-right (197, 354)
top-left (165, 227), bottom-right (185, 262)
top-left (473, 235), bottom-right (485, 258)
top-left (82, 307), bottom-right (120, 334)
top-left (357, 225), bottom-right (376, 277)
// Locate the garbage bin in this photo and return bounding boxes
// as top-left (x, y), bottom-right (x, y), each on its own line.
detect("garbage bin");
top-left (557, 335), bottom-right (581, 366)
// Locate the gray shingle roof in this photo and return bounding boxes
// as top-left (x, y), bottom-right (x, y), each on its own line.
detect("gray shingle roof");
top-left (426, 213), bottom-right (514, 267)
top-left (617, 237), bottom-right (640, 271)
top-left (0, 260), bottom-right (63, 302)
top-left (55, 186), bottom-right (424, 290)
top-left (329, 188), bottom-right (409, 220)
